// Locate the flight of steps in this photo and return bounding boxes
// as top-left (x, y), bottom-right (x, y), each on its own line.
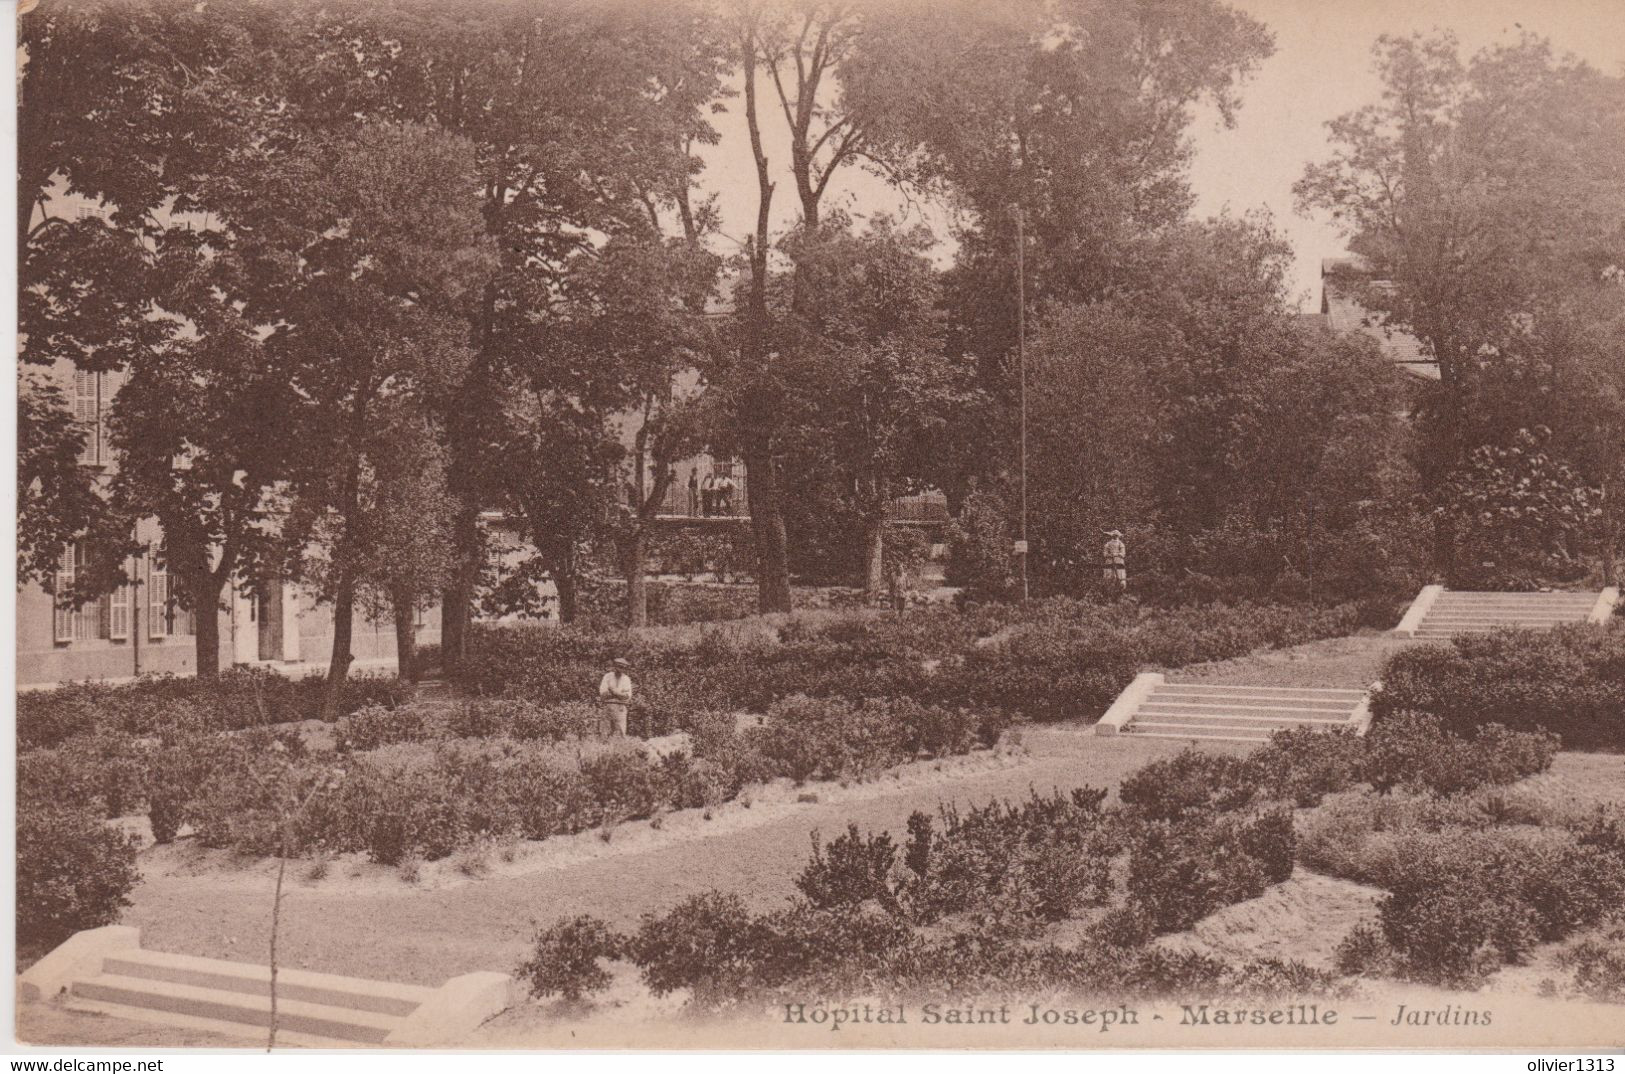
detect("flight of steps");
top-left (66, 947), bottom-right (435, 1047)
top-left (1410, 589), bottom-right (1602, 638)
top-left (1101, 676), bottom-right (1370, 744)
top-left (22, 927), bottom-right (513, 1048)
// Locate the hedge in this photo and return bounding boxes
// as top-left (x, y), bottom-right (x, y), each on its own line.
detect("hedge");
top-left (455, 598), bottom-right (1367, 725)
top-left (18, 668), bottom-right (412, 750)
top-left (1374, 624), bottom-right (1625, 750)
top-left (93, 693), bottom-right (996, 863)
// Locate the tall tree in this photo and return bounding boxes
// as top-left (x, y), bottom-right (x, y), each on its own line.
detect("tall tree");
top-left (283, 0), bottom-right (724, 664)
top-left (21, 0), bottom-right (306, 674)
top-left (841, 0), bottom-right (1275, 504)
top-left (1296, 32), bottom-right (1625, 574)
top-left (779, 217), bottom-right (978, 593)
top-left (1296, 31), bottom-right (1625, 469)
top-left (247, 122), bottom-right (493, 716)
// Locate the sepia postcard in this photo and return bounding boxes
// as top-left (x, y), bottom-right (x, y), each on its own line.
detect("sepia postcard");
top-left (11, 0), bottom-right (1625, 1056)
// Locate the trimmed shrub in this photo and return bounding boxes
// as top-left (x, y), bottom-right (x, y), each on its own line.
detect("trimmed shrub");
top-left (1362, 713), bottom-right (1557, 795)
top-left (1126, 816), bottom-right (1274, 934)
top-left (1119, 749), bottom-right (1258, 821)
top-left (516, 916), bottom-right (625, 1002)
top-left (1250, 727), bottom-right (1365, 807)
top-left (901, 790), bottom-right (1113, 930)
top-left (628, 891), bottom-right (762, 1002)
top-left (17, 670), bottom-right (410, 749)
top-left (18, 802), bottom-right (141, 956)
top-left (1374, 625), bottom-right (1625, 750)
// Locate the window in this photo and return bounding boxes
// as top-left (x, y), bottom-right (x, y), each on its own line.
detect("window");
top-left (52, 544), bottom-right (108, 644)
top-left (53, 544), bottom-right (76, 643)
top-left (108, 568), bottom-right (131, 641)
top-left (73, 371), bottom-right (100, 466)
top-left (148, 554), bottom-right (171, 640)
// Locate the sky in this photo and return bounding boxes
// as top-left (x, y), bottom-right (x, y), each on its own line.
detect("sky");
top-left (696, 0), bottom-right (1625, 311)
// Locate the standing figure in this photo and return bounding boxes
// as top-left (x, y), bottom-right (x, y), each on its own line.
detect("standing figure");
top-left (1102, 529), bottom-right (1127, 591)
top-left (687, 470), bottom-right (700, 516)
top-left (702, 473), bottom-right (717, 517)
top-left (598, 657), bottom-right (634, 736)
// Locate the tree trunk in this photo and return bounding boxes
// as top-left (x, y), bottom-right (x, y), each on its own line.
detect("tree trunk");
top-left (862, 514), bottom-right (886, 597)
top-left (1601, 476), bottom-right (1619, 588)
top-left (392, 586), bottom-right (418, 683)
top-left (743, 437), bottom-right (793, 614)
top-left (556, 567), bottom-right (578, 624)
top-left (440, 502), bottom-right (480, 675)
top-left (626, 526), bottom-right (651, 628)
top-left (191, 569), bottom-right (223, 682)
top-left (323, 571), bottom-right (355, 721)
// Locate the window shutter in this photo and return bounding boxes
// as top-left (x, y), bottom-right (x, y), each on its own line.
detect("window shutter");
top-left (53, 543), bottom-right (76, 643)
top-left (74, 545), bottom-right (98, 642)
top-left (109, 565), bottom-right (130, 641)
top-left (73, 371), bottom-right (100, 466)
top-left (149, 556), bottom-right (170, 640)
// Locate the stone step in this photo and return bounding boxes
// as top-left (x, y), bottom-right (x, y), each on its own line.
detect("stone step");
top-left (1432, 596), bottom-right (1592, 603)
top-left (1436, 591), bottom-right (1595, 598)
top-left (100, 948), bottom-right (432, 1017)
top-left (1122, 722), bottom-right (1272, 743)
top-left (1422, 616), bottom-right (1586, 625)
top-left (1138, 701), bottom-right (1357, 720)
top-left (1146, 689), bottom-right (1360, 707)
top-left (70, 973), bottom-right (404, 1045)
top-left (1133, 709), bottom-right (1353, 728)
top-left (1151, 683), bottom-right (1367, 700)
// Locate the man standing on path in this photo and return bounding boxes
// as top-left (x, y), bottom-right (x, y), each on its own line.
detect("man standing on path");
top-left (688, 469), bottom-right (700, 516)
top-left (598, 657), bottom-right (634, 737)
top-left (1103, 529), bottom-right (1127, 591)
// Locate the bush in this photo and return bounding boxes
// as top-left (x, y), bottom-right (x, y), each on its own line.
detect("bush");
top-left (18, 802), bottom-right (141, 956)
top-left (516, 916), bottom-right (624, 1002)
top-left (1563, 924), bottom-right (1625, 1003)
top-left (1125, 815), bottom-right (1274, 934)
top-left (797, 825), bottom-right (900, 912)
top-left (1119, 749), bottom-right (1258, 821)
top-left (1250, 727), bottom-right (1365, 807)
top-left (758, 695), bottom-right (908, 783)
top-left (901, 791), bottom-right (1113, 930)
top-left (335, 705), bottom-right (428, 751)
top-left (628, 891), bottom-right (761, 1002)
top-left (1374, 625), bottom-right (1625, 750)
top-left (1362, 713), bottom-right (1557, 795)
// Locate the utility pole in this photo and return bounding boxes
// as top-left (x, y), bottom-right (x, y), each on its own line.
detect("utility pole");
top-left (1013, 206), bottom-right (1030, 601)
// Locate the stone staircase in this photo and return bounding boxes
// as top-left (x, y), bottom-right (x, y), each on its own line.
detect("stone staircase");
top-left (1399, 588), bottom-right (1609, 639)
top-left (21, 927), bottom-right (513, 1048)
top-left (1097, 674), bottom-right (1371, 744)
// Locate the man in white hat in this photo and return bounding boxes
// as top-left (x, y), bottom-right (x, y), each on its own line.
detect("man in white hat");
top-left (1103, 529), bottom-right (1127, 591)
top-left (598, 657), bottom-right (634, 737)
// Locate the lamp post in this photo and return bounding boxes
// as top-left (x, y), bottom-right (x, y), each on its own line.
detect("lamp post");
top-left (1012, 206), bottom-right (1029, 601)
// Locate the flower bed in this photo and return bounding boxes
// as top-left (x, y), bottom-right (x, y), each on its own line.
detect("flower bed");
top-left (512, 716), bottom-right (1580, 1011)
top-left (22, 692), bottom-right (995, 864)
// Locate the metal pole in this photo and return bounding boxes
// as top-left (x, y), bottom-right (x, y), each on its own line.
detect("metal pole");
top-left (1014, 207), bottom-right (1029, 601)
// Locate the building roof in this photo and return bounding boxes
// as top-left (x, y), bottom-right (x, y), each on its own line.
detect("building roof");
top-left (1319, 258), bottom-right (1440, 380)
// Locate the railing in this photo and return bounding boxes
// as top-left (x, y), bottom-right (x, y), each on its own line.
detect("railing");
top-left (651, 478), bottom-right (948, 523)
